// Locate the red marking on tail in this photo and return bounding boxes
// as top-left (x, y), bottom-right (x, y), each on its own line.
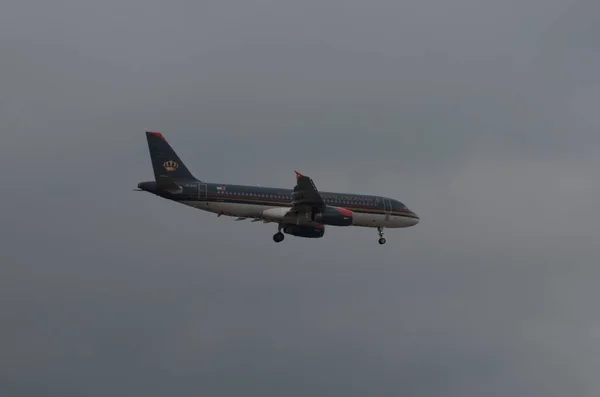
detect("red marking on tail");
top-left (146, 131), bottom-right (166, 141)
top-left (294, 170), bottom-right (304, 179)
top-left (337, 208), bottom-right (353, 217)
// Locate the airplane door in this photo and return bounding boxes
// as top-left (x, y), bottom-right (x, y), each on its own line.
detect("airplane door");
top-left (197, 183), bottom-right (207, 200)
top-left (383, 198), bottom-right (392, 222)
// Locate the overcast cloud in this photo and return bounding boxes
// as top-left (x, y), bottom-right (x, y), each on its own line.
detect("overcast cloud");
top-left (1, 0), bottom-right (600, 395)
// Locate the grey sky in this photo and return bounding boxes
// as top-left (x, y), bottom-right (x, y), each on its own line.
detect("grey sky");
top-left (1, 0), bottom-right (600, 395)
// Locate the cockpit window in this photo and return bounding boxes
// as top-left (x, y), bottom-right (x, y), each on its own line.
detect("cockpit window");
top-left (394, 200), bottom-right (407, 210)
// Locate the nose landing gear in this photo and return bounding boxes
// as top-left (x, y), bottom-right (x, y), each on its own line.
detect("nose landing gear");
top-left (273, 224), bottom-right (285, 243)
top-left (377, 227), bottom-right (386, 245)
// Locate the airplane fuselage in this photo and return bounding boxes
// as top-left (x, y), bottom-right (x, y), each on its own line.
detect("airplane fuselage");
top-left (137, 180), bottom-right (420, 229)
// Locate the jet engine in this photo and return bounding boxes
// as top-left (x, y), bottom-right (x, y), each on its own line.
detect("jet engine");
top-left (312, 206), bottom-right (353, 226)
top-left (283, 224), bottom-right (325, 238)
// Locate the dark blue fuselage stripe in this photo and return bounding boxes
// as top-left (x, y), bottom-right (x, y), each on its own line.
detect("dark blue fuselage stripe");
top-left (174, 195), bottom-right (417, 218)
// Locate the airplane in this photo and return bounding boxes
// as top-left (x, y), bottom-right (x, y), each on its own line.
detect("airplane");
top-left (136, 131), bottom-right (419, 244)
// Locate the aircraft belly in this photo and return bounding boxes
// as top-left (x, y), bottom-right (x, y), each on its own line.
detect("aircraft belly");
top-left (207, 202), bottom-right (269, 218)
top-left (352, 212), bottom-right (384, 227)
top-left (180, 201), bottom-right (417, 228)
top-left (351, 212), bottom-right (417, 228)
top-left (387, 215), bottom-right (419, 228)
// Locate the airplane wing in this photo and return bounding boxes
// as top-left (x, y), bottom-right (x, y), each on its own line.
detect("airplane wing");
top-left (255, 171), bottom-right (327, 225)
top-left (291, 171), bottom-right (326, 209)
top-left (286, 170), bottom-right (326, 220)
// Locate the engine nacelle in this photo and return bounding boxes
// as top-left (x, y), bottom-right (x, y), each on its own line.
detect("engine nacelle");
top-left (312, 206), bottom-right (353, 226)
top-left (283, 224), bottom-right (325, 238)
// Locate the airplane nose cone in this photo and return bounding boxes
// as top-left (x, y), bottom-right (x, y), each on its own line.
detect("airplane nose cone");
top-left (410, 211), bottom-right (420, 226)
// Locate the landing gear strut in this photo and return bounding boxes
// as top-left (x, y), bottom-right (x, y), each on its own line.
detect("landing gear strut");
top-left (273, 224), bottom-right (285, 243)
top-left (377, 227), bottom-right (386, 245)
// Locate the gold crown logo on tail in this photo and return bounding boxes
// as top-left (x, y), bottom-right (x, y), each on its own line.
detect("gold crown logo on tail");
top-left (163, 160), bottom-right (179, 172)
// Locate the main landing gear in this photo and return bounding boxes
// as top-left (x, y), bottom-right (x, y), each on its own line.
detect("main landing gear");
top-left (377, 227), bottom-right (386, 245)
top-left (273, 225), bottom-right (285, 243)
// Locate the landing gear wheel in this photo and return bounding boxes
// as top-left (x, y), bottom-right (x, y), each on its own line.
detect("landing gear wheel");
top-left (377, 227), bottom-right (386, 245)
top-left (273, 232), bottom-right (285, 243)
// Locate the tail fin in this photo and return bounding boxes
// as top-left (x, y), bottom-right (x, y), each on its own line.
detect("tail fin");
top-left (145, 131), bottom-right (198, 182)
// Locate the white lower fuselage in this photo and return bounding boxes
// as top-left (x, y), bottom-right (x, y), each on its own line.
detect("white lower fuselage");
top-left (181, 201), bottom-right (418, 229)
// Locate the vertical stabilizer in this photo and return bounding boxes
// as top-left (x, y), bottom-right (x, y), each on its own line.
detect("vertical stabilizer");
top-left (145, 131), bottom-right (198, 182)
